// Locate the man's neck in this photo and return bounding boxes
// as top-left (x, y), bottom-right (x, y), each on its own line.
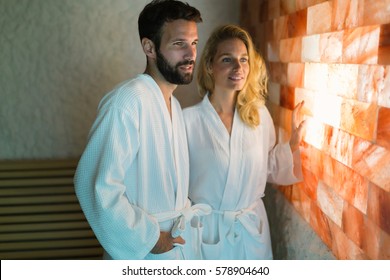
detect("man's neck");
top-left (144, 67), bottom-right (176, 118)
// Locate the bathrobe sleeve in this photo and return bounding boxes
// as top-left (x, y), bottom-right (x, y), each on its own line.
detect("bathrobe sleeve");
top-left (264, 108), bottom-right (303, 185)
top-left (74, 105), bottom-right (160, 260)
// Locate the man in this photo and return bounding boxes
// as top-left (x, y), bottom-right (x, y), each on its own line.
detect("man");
top-left (74, 0), bottom-right (209, 260)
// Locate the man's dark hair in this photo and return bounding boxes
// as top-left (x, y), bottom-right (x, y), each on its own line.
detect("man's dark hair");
top-left (138, 0), bottom-right (202, 48)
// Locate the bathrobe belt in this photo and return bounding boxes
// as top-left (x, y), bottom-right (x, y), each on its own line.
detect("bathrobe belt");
top-left (152, 199), bottom-right (212, 238)
top-left (213, 195), bottom-right (265, 245)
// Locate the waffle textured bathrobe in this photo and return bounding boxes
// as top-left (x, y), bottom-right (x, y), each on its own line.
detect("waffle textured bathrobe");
top-left (183, 95), bottom-right (302, 260)
top-left (75, 74), bottom-right (203, 260)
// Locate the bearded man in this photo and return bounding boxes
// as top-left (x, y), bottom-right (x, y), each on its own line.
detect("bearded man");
top-left (74, 0), bottom-right (209, 260)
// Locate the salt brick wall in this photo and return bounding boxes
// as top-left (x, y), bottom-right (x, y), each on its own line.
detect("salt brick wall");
top-left (241, 0), bottom-right (390, 259)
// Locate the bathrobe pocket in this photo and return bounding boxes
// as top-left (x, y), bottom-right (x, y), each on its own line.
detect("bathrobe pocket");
top-left (201, 232), bottom-right (244, 260)
top-left (242, 218), bottom-right (272, 260)
top-left (201, 240), bottom-right (223, 260)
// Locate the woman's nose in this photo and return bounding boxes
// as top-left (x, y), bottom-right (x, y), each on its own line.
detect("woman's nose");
top-left (233, 59), bottom-right (242, 69)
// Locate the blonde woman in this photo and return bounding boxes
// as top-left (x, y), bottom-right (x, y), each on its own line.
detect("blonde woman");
top-left (183, 25), bottom-right (306, 259)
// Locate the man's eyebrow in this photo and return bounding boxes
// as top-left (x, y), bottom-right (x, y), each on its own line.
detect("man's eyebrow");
top-left (171, 38), bottom-right (199, 42)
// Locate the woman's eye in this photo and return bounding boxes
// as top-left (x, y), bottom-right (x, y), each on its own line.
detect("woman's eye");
top-left (222, 57), bottom-right (231, 62)
top-left (241, 58), bottom-right (248, 62)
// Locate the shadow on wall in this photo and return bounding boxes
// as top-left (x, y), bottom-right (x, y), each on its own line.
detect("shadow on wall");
top-left (264, 185), bottom-right (335, 260)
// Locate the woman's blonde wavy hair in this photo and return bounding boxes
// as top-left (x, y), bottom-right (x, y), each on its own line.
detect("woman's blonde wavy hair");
top-left (197, 24), bottom-right (268, 127)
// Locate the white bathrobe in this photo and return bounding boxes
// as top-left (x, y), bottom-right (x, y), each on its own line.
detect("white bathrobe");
top-left (74, 74), bottom-right (200, 260)
top-left (183, 95), bottom-right (302, 260)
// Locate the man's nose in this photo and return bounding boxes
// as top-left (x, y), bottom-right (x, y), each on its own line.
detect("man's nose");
top-left (184, 45), bottom-right (196, 61)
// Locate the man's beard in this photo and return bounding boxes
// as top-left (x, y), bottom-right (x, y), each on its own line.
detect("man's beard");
top-left (156, 49), bottom-right (195, 85)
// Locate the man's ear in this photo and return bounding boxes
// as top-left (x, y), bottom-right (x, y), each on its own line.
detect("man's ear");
top-left (141, 38), bottom-right (156, 59)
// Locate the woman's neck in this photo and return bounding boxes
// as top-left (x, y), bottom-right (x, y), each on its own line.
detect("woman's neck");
top-left (209, 89), bottom-right (237, 114)
top-left (209, 89), bottom-right (237, 135)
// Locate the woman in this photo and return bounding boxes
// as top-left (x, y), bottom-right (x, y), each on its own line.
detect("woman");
top-left (183, 25), bottom-right (306, 259)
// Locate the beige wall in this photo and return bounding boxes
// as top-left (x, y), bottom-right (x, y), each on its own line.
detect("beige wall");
top-left (0, 0), bottom-right (240, 159)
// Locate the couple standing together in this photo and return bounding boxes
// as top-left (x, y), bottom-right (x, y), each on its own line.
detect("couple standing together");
top-left (74, 0), bottom-right (306, 260)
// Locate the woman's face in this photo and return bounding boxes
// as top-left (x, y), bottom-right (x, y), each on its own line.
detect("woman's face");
top-left (210, 38), bottom-right (249, 94)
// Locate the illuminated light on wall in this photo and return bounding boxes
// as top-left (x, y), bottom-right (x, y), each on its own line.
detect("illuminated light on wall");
top-left (303, 118), bottom-right (326, 150)
top-left (328, 64), bottom-right (359, 99)
top-left (320, 31), bottom-right (343, 63)
top-left (313, 93), bottom-right (342, 128)
top-left (304, 62), bottom-right (328, 91)
top-left (302, 34), bottom-right (321, 62)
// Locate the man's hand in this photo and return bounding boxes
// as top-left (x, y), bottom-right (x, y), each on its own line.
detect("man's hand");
top-left (150, 231), bottom-right (185, 254)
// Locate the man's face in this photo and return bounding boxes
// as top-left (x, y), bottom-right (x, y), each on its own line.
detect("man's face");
top-left (156, 19), bottom-right (198, 85)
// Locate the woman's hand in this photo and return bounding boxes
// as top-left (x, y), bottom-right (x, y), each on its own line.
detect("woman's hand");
top-left (289, 101), bottom-right (306, 153)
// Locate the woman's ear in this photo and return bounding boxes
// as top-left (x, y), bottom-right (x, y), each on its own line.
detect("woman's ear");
top-left (141, 38), bottom-right (156, 59)
top-left (207, 63), bottom-right (213, 74)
